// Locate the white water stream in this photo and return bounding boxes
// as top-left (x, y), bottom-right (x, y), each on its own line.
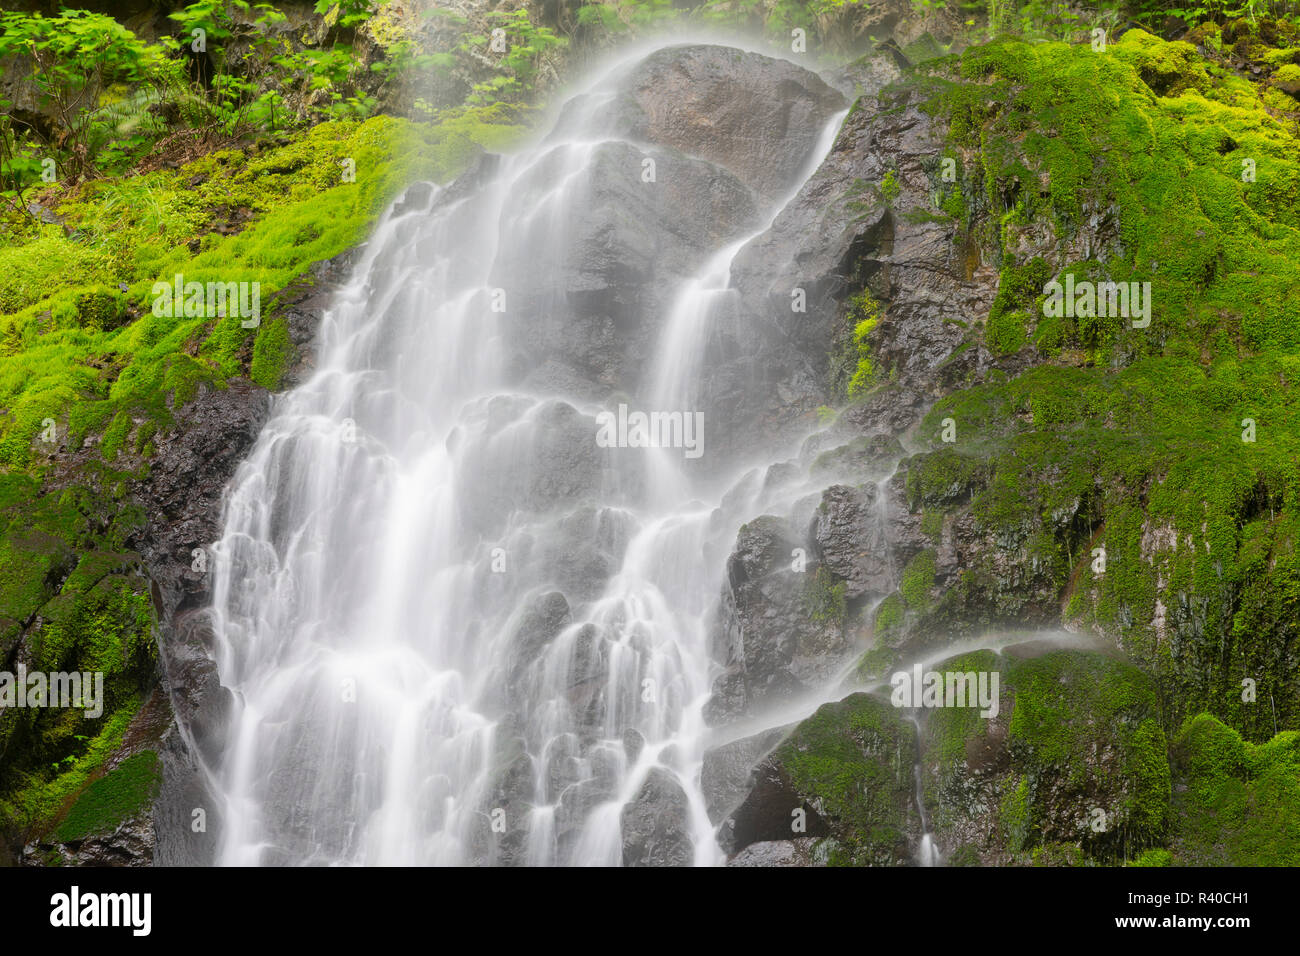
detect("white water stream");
top-left (207, 42), bottom-right (849, 866)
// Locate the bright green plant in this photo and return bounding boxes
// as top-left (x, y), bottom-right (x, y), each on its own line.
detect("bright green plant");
top-left (0, 10), bottom-right (163, 182)
top-left (460, 9), bottom-right (568, 106)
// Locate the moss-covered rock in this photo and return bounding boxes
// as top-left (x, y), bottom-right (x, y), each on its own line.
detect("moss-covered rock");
top-left (922, 648), bottom-right (1170, 865)
top-left (726, 692), bottom-right (920, 866)
top-left (1167, 714), bottom-right (1300, 865)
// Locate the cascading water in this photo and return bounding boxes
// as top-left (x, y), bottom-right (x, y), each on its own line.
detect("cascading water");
top-left (206, 43), bottom-right (847, 866)
top-left (907, 714), bottom-right (940, 866)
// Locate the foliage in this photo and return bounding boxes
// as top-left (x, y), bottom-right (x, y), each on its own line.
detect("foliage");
top-left (0, 10), bottom-right (164, 185)
top-left (459, 9), bottom-right (568, 106)
top-left (909, 29), bottom-right (1300, 737)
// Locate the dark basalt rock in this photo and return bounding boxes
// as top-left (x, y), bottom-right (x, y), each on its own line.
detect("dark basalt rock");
top-left (620, 767), bottom-right (693, 867)
top-left (720, 752), bottom-right (831, 856)
top-left (721, 693), bottom-right (920, 865)
top-left (727, 837), bottom-right (822, 866)
top-left (604, 44), bottom-right (847, 203)
top-left (122, 248), bottom-right (360, 866)
top-left (701, 726), bottom-right (789, 824)
top-left (812, 483), bottom-right (894, 600)
top-left (705, 515), bottom-right (856, 724)
top-left (500, 140), bottom-right (761, 400)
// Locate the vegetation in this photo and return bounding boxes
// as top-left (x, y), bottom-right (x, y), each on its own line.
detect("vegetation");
top-left (0, 2), bottom-right (530, 848)
top-left (901, 25), bottom-right (1300, 740)
top-left (53, 750), bottom-right (161, 843)
top-left (2, 0), bottom-right (1298, 864)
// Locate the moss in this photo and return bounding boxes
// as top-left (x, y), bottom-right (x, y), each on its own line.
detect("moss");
top-left (921, 649), bottom-right (1171, 862)
top-left (873, 593), bottom-right (904, 636)
top-left (985, 258), bottom-right (1049, 356)
top-left (249, 316), bottom-right (293, 390)
top-left (947, 842), bottom-right (981, 866)
top-left (844, 290), bottom-right (881, 398)
top-left (1168, 714), bottom-right (1300, 865)
top-left (775, 693), bottom-right (917, 865)
top-left (804, 564), bottom-right (847, 626)
top-left (1003, 652), bottom-right (1169, 850)
top-left (899, 549), bottom-right (937, 609)
top-left (0, 474), bottom-right (155, 832)
top-left (0, 699), bottom-right (141, 832)
top-left (880, 169), bottom-right (901, 205)
top-left (1130, 847), bottom-right (1172, 866)
top-left (855, 644), bottom-right (899, 681)
top-left (52, 750), bottom-right (160, 842)
top-left (905, 447), bottom-right (985, 510)
top-left (985, 308), bottom-right (1028, 355)
top-left (0, 108), bottom-right (530, 467)
top-left (1000, 775), bottom-right (1033, 852)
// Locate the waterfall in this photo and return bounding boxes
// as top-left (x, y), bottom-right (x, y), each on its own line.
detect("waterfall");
top-left (206, 43), bottom-right (847, 866)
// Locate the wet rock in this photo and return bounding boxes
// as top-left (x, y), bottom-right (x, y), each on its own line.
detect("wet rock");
top-left (499, 140), bottom-right (760, 397)
top-left (459, 399), bottom-right (607, 537)
top-left (478, 738), bottom-right (535, 867)
top-left (727, 837), bottom-right (822, 867)
top-left (620, 768), bottom-right (693, 867)
top-left (723, 692), bottom-right (919, 865)
top-left (622, 728), bottom-right (646, 765)
top-left (701, 726), bottom-right (789, 824)
top-left (604, 44), bottom-right (846, 202)
top-left (28, 815), bottom-right (156, 867)
top-left (507, 591), bottom-right (572, 689)
top-left (721, 750), bottom-right (831, 855)
top-left (813, 483), bottom-right (895, 600)
top-left (706, 516), bottom-right (856, 723)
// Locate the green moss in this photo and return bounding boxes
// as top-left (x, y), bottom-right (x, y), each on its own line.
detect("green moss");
top-left (985, 258), bottom-right (1049, 356)
top-left (0, 699), bottom-right (141, 832)
top-left (985, 308), bottom-right (1028, 355)
top-left (1131, 847), bottom-right (1172, 866)
top-left (899, 549), bottom-right (937, 609)
top-left (856, 644), bottom-right (899, 681)
top-left (845, 290), bottom-right (881, 398)
top-left (1168, 715), bottom-right (1300, 865)
top-left (0, 108), bottom-right (530, 467)
top-left (52, 750), bottom-right (160, 842)
top-left (804, 564), bottom-right (847, 626)
top-left (905, 447), bottom-right (985, 510)
top-left (880, 169), bottom-right (901, 205)
top-left (923, 649), bottom-right (1170, 861)
top-left (0, 475), bottom-right (156, 833)
top-left (1000, 775), bottom-right (1033, 852)
top-left (249, 316), bottom-right (293, 390)
top-left (775, 693), bottom-right (916, 865)
top-left (873, 593), bottom-right (904, 636)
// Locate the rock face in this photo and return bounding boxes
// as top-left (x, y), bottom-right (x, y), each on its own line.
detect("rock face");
top-left (720, 693), bottom-right (921, 865)
top-left (920, 648), bottom-right (1171, 865)
top-left (128, 249), bottom-right (361, 866)
top-left (505, 45), bottom-right (845, 407)
top-left (620, 768), bottom-right (693, 867)
top-left (705, 516), bottom-right (855, 724)
top-left (813, 483), bottom-right (895, 600)
top-left (606, 45), bottom-right (847, 203)
top-left (701, 726), bottom-right (789, 825)
top-left (727, 837), bottom-right (823, 867)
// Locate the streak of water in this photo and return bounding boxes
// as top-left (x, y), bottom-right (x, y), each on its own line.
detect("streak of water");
top-left (208, 42), bottom-right (847, 866)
